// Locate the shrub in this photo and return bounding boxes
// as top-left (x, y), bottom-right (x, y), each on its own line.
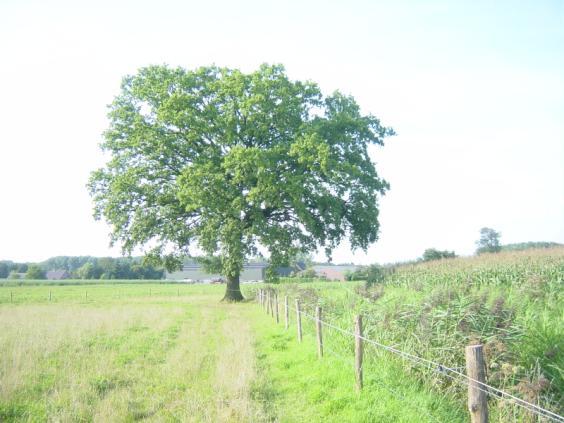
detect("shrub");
top-left (25, 265), bottom-right (45, 280)
top-left (366, 264), bottom-right (394, 286)
top-left (422, 248), bottom-right (456, 261)
top-left (296, 268), bottom-right (317, 279)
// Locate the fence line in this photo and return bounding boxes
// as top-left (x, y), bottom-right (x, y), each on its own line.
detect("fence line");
top-left (256, 288), bottom-right (564, 423)
top-left (295, 301), bottom-right (564, 422)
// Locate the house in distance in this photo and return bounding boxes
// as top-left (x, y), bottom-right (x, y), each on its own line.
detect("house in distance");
top-left (166, 259), bottom-right (358, 282)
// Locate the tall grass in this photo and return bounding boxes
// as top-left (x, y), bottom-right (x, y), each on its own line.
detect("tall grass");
top-left (264, 248), bottom-right (564, 421)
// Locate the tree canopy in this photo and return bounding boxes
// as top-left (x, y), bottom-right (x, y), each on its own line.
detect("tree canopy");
top-left (0, 261), bottom-right (11, 279)
top-left (501, 242), bottom-right (562, 251)
top-left (25, 264), bottom-right (45, 280)
top-left (476, 227), bottom-right (502, 254)
top-left (89, 64), bottom-right (393, 300)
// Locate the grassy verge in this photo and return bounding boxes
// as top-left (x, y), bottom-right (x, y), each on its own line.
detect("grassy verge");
top-left (247, 301), bottom-right (465, 422)
top-left (257, 248), bottom-right (564, 421)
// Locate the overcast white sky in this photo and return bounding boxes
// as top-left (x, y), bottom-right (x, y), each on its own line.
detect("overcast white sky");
top-left (0, 0), bottom-right (562, 264)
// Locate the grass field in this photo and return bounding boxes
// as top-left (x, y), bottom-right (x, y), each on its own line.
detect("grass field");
top-left (1, 248), bottom-right (562, 422)
top-left (1, 284), bottom-right (257, 421)
top-left (1, 283), bottom-right (466, 422)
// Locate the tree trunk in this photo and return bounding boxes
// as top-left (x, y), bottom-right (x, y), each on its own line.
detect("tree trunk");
top-left (222, 274), bottom-right (244, 302)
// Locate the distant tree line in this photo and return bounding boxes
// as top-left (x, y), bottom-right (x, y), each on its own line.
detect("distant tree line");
top-left (0, 262), bottom-right (29, 279)
top-left (475, 228), bottom-right (561, 255)
top-left (501, 241), bottom-right (562, 251)
top-left (2, 235), bottom-right (560, 281)
top-left (0, 256), bottom-right (164, 280)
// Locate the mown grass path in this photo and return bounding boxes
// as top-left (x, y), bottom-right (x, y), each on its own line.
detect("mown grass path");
top-left (247, 301), bottom-right (464, 422)
top-left (1, 284), bottom-right (463, 422)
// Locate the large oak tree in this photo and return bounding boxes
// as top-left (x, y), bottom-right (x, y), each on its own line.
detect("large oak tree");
top-left (89, 64), bottom-right (393, 301)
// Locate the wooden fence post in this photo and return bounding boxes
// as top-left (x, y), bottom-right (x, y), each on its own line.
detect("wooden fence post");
top-left (10, 291), bottom-right (13, 303)
top-left (296, 299), bottom-right (302, 342)
top-left (270, 290), bottom-right (274, 316)
top-left (355, 314), bottom-right (363, 391)
top-left (284, 296), bottom-right (289, 330)
top-left (85, 291), bottom-right (88, 300)
top-left (270, 291), bottom-right (275, 318)
top-left (49, 290), bottom-right (52, 301)
top-left (275, 293), bottom-right (279, 324)
top-left (316, 306), bottom-right (323, 358)
top-left (465, 344), bottom-right (489, 423)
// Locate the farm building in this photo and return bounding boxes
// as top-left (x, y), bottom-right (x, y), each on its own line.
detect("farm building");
top-left (166, 260), bottom-right (358, 282)
top-left (166, 262), bottom-right (267, 282)
top-left (46, 270), bottom-right (71, 280)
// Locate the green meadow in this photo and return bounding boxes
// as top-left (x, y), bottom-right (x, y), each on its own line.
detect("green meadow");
top-left (1, 283), bottom-right (463, 422)
top-left (1, 248), bottom-right (562, 422)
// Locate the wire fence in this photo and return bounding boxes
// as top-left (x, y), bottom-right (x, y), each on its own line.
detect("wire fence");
top-left (1, 285), bottom-right (232, 303)
top-left (255, 287), bottom-right (564, 423)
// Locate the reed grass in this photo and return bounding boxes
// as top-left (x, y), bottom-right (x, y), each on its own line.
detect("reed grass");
top-left (265, 248), bottom-right (564, 421)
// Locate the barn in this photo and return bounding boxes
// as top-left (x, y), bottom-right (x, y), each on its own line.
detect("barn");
top-left (166, 262), bottom-right (267, 282)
